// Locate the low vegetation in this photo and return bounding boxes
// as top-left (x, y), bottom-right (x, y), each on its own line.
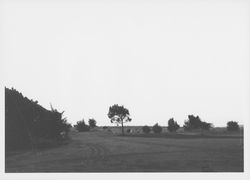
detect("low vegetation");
top-left (167, 118), bottom-right (180, 132)
top-left (6, 130), bottom-right (243, 172)
top-left (142, 125), bottom-right (151, 134)
top-left (127, 129), bottom-right (131, 133)
top-left (74, 119), bottom-right (90, 132)
top-left (152, 123), bottom-right (162, 133)
top-left (227, 121), bottom-right (239, 131)
top-left (88, 118), bottom-right (97, 128)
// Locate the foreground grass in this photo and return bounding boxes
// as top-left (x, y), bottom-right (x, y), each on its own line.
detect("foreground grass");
top-left (5, 130), bottom-right (243, 172)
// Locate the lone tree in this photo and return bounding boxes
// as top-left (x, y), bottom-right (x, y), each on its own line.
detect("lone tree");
top-left (167, 118), bottom-right (180, 132)
top-left (88, 118), bottom-right (97, 128)
top-left (107, 104), bottom-right (132, 135)
top-left (227, 121), bottom-right (239, 131)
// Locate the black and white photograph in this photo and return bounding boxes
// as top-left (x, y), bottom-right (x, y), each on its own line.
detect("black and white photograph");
top-left (0, 0), bottom-right (249, 178)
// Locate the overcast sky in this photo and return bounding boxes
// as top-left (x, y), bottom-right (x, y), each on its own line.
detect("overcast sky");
top-left (1, 0), bottom-right (249, 127)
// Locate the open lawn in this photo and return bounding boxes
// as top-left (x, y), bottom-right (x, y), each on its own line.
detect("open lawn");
top-left (5, 129), bottom-right (243, 172)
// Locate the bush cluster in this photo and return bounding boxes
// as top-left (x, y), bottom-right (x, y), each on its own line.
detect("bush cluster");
top-left (152, 123), bottom-right (162, 133)
top-left (5, 87), bottom-right (71, 151)
top-left (227, 121), bottom-right (239, 131)
top-left (167, 118), bottom-right (180, 132)
top-left (74, 120), bottom-right (90, 132)
top-left (88, 118), bottom-right (97, 128)
top-left (142, 125), bottom-right (151, 134)
top-left (184, 115), bottom-right (212, 130)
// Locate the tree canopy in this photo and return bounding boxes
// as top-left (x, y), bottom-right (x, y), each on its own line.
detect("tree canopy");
top-left (107, 104), bottom-right (132, 135)
top-left (88, 118), bottom-right (97, 128)
top-left (152, 123), bottom-right (162, 134)
top-left (167, 118), bottom-right (180, 132)
top-left (227, 121), bottom-right (239, 131)
top-left (184, 115), bottom-right (212, 130)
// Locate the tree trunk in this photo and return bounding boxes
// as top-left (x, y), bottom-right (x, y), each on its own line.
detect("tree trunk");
top-left (121, 119), bottom-right (124, 136)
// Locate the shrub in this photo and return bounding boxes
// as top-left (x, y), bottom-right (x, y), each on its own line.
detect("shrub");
top-left (184, 115), bottom-right (202, 130)
top-left (75, 119), bottom-right (90, 132)
top-left (184, 115), bottom-right (213, 131)
top-left (5, 87), bottom-right (71, 151)
top-left (201, 121), bottom-right (212, 130)
top-left (227, 121), bottom-right (239, 131)
top-left (142, 125), bottom-right (151, 134)
top-left (88, 118), bottom-right (97, 128)
top-left (167, 118), bottom-right (180, 132)
top-left (152, 123), bottom-right (162, 133)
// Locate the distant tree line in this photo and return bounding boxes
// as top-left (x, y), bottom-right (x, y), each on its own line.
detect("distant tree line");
top-left (5, 87), bottom-right (71, 151)
top-left (142, 119), bottom-right (180, 134)
top-left (141, 116), bottom-right (240, 134)
top-left (106, 104), bottom-right (241, 135)
top-left (142, 117), bottom-right (240, 134)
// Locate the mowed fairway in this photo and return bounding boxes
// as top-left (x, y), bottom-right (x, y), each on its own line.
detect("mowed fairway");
top-left (5, 130), bottom-right (243, 172)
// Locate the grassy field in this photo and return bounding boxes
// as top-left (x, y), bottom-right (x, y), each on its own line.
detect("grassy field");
top-left (5, 128), bottom-right (243, 172)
